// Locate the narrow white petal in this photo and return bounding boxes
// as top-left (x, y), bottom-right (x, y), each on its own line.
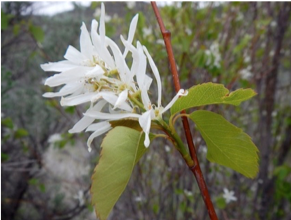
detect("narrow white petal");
top-left (68, 100), bottom-right (107, 133)
top-left (161, 89), bottom-right (188, 114)
top-left (123, 14), bottom-right (138, 58)
top-left (44, 67), bottom-right (90, 87)
top-left (120, 35), bottom-right (137, 54)
top-left (86, 121), bottom-right (111, 132)
top-left (105, 37), bottom-right (127, 81)
top-left (138, 110), bottom-right (152, 147)
top-left (136, 42), bottom-right (147, 87)
top-left (44, 74), bottom-right (79, 87)
top-left (91, 26), bottom-right (115, 69)
top-left (86, 121), bottom-right (111, 152)
top-left (120, 35), bottom-right (139, 79)
top-left (91, 92), bottom-right (132, 112)
top-left (144, 75), bottom-right (153, 90)
top-left (43, 82), bottom-right (83, 98)
top-left (90, 92), bottom-right (115, 105)
top-left (106, 36), bottom-right (134, 83)
top-left (128, 14), bottom-right (139, 44)
top-left (41, 60), bottom-right (77, 72)
top-left (136, 42), bottom-right (151, 107)
top-left (91, 19), bottom-right (98, 34)
top-left (80, 22), bottom-right (94, 59)
top-left (143, 46), bottom-right (162, 107)
top-left (85, 65), bottom-right (104, 78)
top-left (92, 99), bottom-right (108, 111)
top-left (69, 116), bottom-right (95, 133)
top-left (64, 45), bottom-right (86, 64)
top-left (84, 111), bottom-right (140, 120)
top-left (108, 105), bottom-right (122, 114)
top-left (90, 20), bottom-right (103, 62)
top-left (99, 3), bottom-right (106, 43)
top-left (61, 92), bottom-right (95, 106)
top-left (114, 89), bottom-right (128, 109)
top-left (100, 44), bottom-right (116, 69)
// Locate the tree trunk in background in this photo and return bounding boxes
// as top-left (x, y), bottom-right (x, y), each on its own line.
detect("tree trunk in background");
top-left (257, 3), bottom-right (291, 219)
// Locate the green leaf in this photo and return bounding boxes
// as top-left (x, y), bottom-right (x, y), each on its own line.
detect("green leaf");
top-left (13, 24), bottom-right (20, 36)
top-left (15, 128), bottom-right (29, 139)
top-left (171, 83), bottom-right (256, 115)
top-left (233, 34), bottom-right (252, 54)
top-left (1, 153), bottom-right (10, 162)
top-left (215, 197), bottom-right (226, 209)
top-left (39, 183), bottom-right (46, 193)
top-left (189, 110), bottom-right (259, 178)
top-left (64, 106), bottom-right (75, 114)
top-left (0, 10), bottom-right (9, 30)
top-left (1, 117), bottom-right (14, 129)
top-left (29, 178), bottom-right (39, 185)
top-left (29, 25), bottom-right (44, 42)
top-left (91, 126), bottom-right (152, 220)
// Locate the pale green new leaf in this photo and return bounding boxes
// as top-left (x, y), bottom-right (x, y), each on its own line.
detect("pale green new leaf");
top-left (28, 24), bottom-right (44, 42)
top-left (171, 82), bottom-right (256, 115)
top-left (91, 126), bottom-right (151, 220)
top-left (190, 110), bottom-right (259, 178)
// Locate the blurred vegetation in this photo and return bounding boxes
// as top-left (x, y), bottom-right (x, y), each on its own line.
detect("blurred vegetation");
top-left (1, 2), bottom-right (291, 220)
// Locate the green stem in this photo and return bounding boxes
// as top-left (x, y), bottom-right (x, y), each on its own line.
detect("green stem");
top-left (156, 119), bottom-right (195, 168)
top-left (128, 92), bottom-right (146, 112)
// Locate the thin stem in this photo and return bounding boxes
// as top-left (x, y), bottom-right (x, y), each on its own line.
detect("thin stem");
top-left (156, 120), bottom-right (194, 168)
top-left (169, 113), bottom-right (189, 130)
top-left (128, 92), bottom-right (146, 112)
top-left (151, 2), bottom-right (218, 220)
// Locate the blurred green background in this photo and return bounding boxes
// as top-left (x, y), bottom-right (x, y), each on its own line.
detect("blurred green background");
top-left (1, 2), bottom-right (291, 220)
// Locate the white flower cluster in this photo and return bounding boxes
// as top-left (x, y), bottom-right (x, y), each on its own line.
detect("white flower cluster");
top-left (42, 4), bottom-right (187, 152)
top-left (239, 66), bottom-right (252, 80)
top-left (205, 42), bottom-right (221, 68)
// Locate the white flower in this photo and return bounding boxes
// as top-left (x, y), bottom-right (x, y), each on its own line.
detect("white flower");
top-left (73, 190), bottom-right (85, 206)
top-left (205, 42), bottom-right (221, 68)
top-left (94, 8), bottom-right (111, 22)
top-left (222, 188), bottom-right (237, 203)
top-left (239, 66), bottom-right (252, 80)
top-left (134, 195), bottom-right (144, 202)
top-left (93, 8), bottom-right (101, 17)
top-left (156, 39), bottom-right (165, 45)
top-left (270, 21), bottom-right (277, 27)
top-left (143, 27), bottom-right (152, 37)
top-left (185, 28), bottom-right (192, 35)
top-left (42, 3), bottom-right (188, 152)
top-left (236, 12), bottom-right (244, 21)
top-left (138, 44), bottom-right (188, 147)
top-left (48, 133), bottom-right (62, 144)
top-left (272, 111), bottom-right (277, 117)
top-left (165, 145), bottom-right (171, 152)
top-left (126, 2), bottom-right (136, 9)
top-left (81, 41), bottom-right (187, 149)
top-left (42, 3), bottom-right (134, 108)
top-left (199, 145), bottom-right (207, 154)
top-left (184, 190), bottom-right (193, 197)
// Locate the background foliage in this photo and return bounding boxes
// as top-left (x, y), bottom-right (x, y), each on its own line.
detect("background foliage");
top-left (1, 2), bottom-right (291, 220)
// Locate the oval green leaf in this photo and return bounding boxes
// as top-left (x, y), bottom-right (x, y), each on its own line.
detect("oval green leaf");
top-left (91, 126), bottom-right (150, 220)
top-left (28, 25), bottom-right (44, 42)
top-left (190, 110), bottom-right (259, 178)
top-left (171, 82), bottom-right (256, 115)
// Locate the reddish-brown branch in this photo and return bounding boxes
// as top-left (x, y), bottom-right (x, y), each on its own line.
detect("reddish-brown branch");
top-left (151, 2), bottom-right (218, 220)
